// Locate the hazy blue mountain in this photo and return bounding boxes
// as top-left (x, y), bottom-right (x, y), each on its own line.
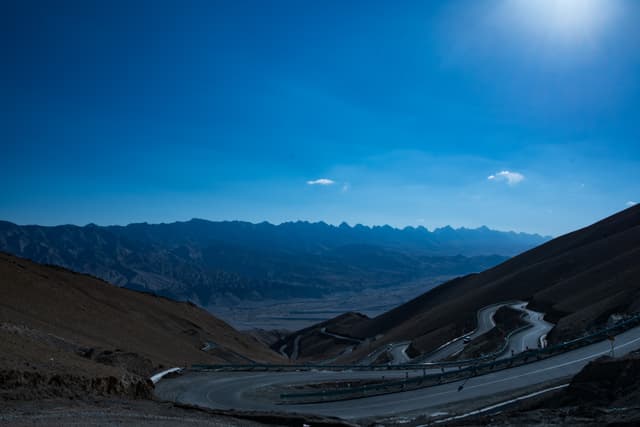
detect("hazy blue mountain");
top-left (0, 219), bottom-right (549, 305)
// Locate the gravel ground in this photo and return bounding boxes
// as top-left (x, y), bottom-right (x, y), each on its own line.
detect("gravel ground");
top-left (0, 399), bottom-right (275, 427)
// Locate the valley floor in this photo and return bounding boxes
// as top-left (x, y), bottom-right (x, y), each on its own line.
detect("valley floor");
top-left (210, 277), bottom-right (448, 331)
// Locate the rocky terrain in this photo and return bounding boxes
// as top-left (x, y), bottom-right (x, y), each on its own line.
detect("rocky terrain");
top-left (0, 398), bottom-right (356, 427)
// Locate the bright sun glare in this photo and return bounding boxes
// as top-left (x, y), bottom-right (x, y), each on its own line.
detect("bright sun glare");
top-left (499, 0), bottom-right (617, 46)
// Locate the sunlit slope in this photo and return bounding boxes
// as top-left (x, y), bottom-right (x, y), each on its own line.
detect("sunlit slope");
top-left (0, 252), bottom-right (283, 373)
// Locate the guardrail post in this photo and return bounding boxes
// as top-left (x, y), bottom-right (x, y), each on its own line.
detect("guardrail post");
top-left (608, 335), bottom-right (615, 357)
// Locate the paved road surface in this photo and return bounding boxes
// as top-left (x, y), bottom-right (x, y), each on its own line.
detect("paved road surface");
top-left (388, 342), bottom-right (411, 365)
top-left (155, 325), bottom-right (640, 420)
top-left (500, 302), bottom-right (554, 358)
top-left (360, 300), bottom-right (551, 365)
top-left (290, 336), bottom-right (301, 360)
top-left (418, 302), bottom-right (507, 362)
top-left (420, 301), bottom-right (553, 363)
top-left (320, 327), bottom-right (362, 344)
top-left (278, 343), bottom-right (288, 359)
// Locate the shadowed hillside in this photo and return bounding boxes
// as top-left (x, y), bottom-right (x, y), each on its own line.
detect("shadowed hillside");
top-left (332, 205), bottom-right (640, 361)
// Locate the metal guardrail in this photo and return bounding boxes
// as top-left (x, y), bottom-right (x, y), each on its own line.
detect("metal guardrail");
top-left (188, 313), bottom-right (640, 403)
top-left (192, 303), bottom-right (533, 373)
top-left (191, 362), bottom-right (433, 372)
top-left (200, 301), bottom-right (526, 375)
top-left (277, 312), bottom-right (640, 403)
top-left (275, 324), bottom-right (536, 402)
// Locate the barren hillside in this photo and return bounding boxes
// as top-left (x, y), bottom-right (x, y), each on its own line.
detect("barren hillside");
top-left (0, 252), bottom-right (283, 400)
top-left (332, 205), bottom-right (640, 362)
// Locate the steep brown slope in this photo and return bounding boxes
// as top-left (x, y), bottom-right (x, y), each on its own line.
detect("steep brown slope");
top-left (346, 205), bottom-right (640, 360)
top-left (0, 252), bottom-right (283, 399)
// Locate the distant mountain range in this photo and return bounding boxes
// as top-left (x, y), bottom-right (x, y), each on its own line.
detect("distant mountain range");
top-left (0, 219), bottom-right (549, 306)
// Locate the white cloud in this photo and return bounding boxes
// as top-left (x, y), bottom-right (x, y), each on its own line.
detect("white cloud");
top-left (306, 178), bottom-right (335, 186)
top-left (341, 183), bottom-right (351, 192)
top-left (626, 201), bottom-right (638, 207)
top-left (487, 170), bottom-right (525, 186)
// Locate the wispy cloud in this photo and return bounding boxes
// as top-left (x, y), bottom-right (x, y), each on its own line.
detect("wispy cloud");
top-left (341, 183), bottom-right (351, 192)
top-left (487, 170), bottom-right (525, 186)
top-left (306, 178), bottom-right (335, 186)
top-left (626, 201), bottom-right (638, 207)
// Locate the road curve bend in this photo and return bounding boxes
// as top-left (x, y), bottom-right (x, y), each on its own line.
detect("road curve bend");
top-left (155, 325), bottom-right (640, 420)
top-left (417, 301), bottom-right (522, 363)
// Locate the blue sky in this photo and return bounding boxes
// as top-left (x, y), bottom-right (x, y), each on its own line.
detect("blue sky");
top-left (2, 0), bottom-right (639, 236)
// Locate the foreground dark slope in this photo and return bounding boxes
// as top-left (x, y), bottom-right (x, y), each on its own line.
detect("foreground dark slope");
top-left (348, 205), bottom-right (640, 357)
top-left (0, 252), bottom-right (282, 400)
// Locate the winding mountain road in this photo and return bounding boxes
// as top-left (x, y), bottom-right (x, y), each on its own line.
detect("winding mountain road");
top-left (388, 342), bottom-right (411, 365)
top-left (499, 302), bottom-right (554, 358)
top-left (155, 325), bottom-right (640, 420)
top-left (358, 301), bottom-right (526, 366)
top-left (417, 301), bottom-right (516, 362)
top-left (320, 327), bottom-right (362, 344)
top-left (290, 336), bottom-right (301, 360)
top-left (340, 300), bottom-right (551, 366)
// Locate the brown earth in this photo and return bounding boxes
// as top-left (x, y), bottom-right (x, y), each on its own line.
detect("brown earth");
top-left (336, 204), bottom-right (640, 363)
top-left (560, 352), bottom-right (640, 408)
top-left (0, 399), bottom-right (272, 427)
top-left (246, 328), bottom-right (290, 348)
top-left (0, 252), bottom-right (283, 401)
top-left (0, 397), bottom-right (359, 427)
